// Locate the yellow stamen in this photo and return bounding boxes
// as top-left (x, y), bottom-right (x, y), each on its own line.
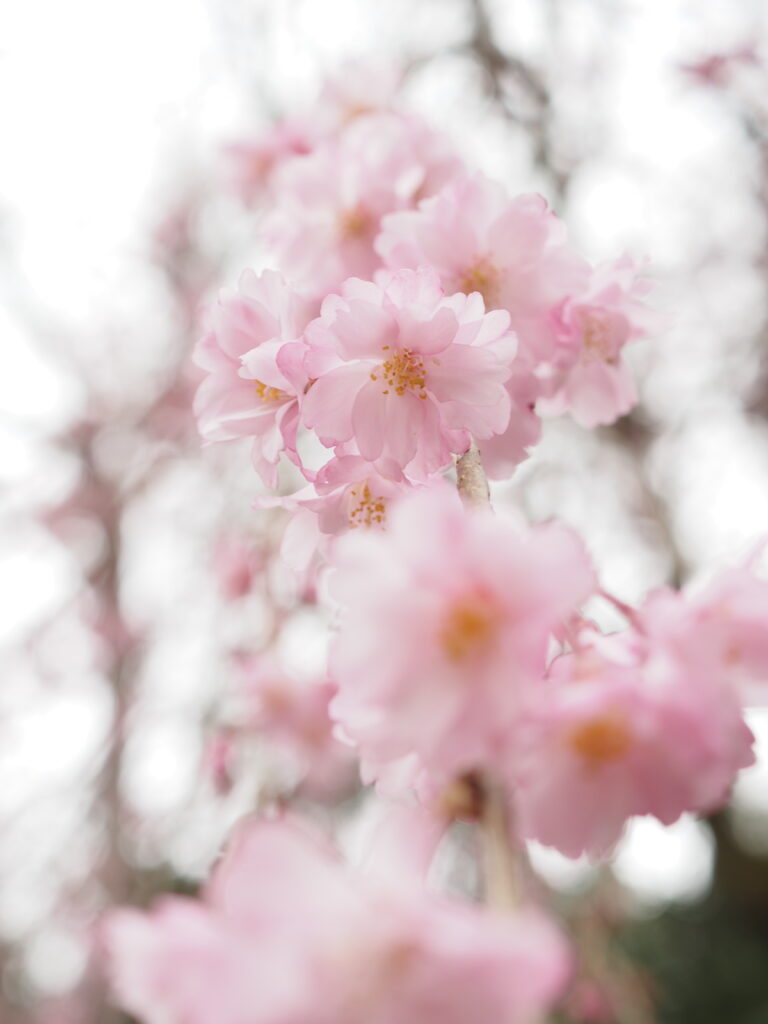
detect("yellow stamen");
top-left (376, 347), bottom-right (428, 399)
top-left (569, 712), bottom-right (632, 768)
top-left (440, 592), bottom-right (501, 662)
top-left (580, 310), bottom-right (618, 364)
top-left (347, 482), bottom-right (387, 529)
top-left (254, 380), bottom-right (286, 403)
top-left (339, 206), bottom-right (370, 239)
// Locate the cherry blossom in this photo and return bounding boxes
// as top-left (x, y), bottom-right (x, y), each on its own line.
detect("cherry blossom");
top-left (376, 172), bottom-right (588, 372)
top-left (193, 268), bottom-right (314, 487)
top-left (301, 269), bottom-right (516, 480)
top-left (105, 817), bottom-right (572, 1024)
top-left (537, 256), bottom-right (653, 428)
top-left (264, 113), bottom-right (463, 297)
top-left (513, 642), bottom-right (754, 857)
top-left (328, 484), bottom-right (596, 788)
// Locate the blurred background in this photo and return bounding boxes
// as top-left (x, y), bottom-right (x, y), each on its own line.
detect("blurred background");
top-left (3, 0), bottom-right (768, 1020)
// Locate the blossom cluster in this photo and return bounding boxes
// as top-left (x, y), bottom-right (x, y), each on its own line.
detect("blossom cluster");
top-left (195, 64), bottom-right (654, 567)
top-left (329, 485), bottom-right (759, 857)
top-left (104, 63), bottom-right (768, 1024)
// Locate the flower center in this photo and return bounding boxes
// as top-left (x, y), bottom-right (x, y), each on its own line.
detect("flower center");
top-left (569, 712), bottom-right (632, 768)
top-left (338, 205), bottom-right (371, 239)
top-left (440, 591), bottom-right (501, 662)
top-left (370, 347), bottom-right (427, 399)
top-left (458, 257), bottom-right (501, 308)
top-left (579, 309), bottom-right (621, 364)
top-left (347, 482), bottom-right (387, 528)
top-left (254, 380), bottom-right (287, 403)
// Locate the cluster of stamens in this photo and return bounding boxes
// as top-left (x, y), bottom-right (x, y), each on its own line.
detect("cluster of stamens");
top-left (254, 380), bottom-right (287, 403)
top-left (347, 482), bottom-right (387, 528)
top-left (580, 310), bottom-right (617, 364)
top-left (370, 346), bottom-right (428, 399)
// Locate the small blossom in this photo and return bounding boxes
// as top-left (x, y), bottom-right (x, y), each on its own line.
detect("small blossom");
top-left (537, 256), bottom-right (653, 428)
top-left (232, 653), bottom-right (356, 798)
top-left (193, 269), bottom-right (314, 487)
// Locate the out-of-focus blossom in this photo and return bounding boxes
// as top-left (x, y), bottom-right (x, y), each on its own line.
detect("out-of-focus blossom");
top-left (105, 817), bottom-right (571, 1024)
top-left (640, 566), bottom-right (768, 704)
top-left (232, 654), bottom-right (356, 798)
top-left (264, 114), bottom-right (463, 297)
top-left (212, 533), bottom-right (264, 601)
top-left (301, 269), bottom-right (516, 481)
top-left (225, 121), bottom-right (314, 204)
top-left (328, 485), bottom-right (596, 789)
top-left (513, 640), bottom-right (754, 858)
top-left (193, 269), bottom-right (314, 487)
top-left (681, 45), bottom-right (758, 87)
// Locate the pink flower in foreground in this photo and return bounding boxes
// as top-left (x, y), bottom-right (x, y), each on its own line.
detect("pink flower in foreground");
top-left (328, 485), bottom-right (596, 788)
top-left (302, 269), bottom-right (516, 480)
top-left (376, 173), bottom-right (588, 370)
top-left (264, 113), bottom-right (462, 297)
top-left (513, 639), bottom-right (754, 858)
top-left (105, 817), bottom-right (571, 1024)
top-left (193, 269), bottom-right (314, 487)
top-left (537, 256), bottom-right (653, 428)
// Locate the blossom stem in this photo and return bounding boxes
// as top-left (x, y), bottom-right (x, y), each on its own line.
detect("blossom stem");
top-left (456, 441), bottom-right (491, 509)
top-left (455, 443), bottom-right (519, 908)
top-left (480, 776), bottom-right (519, 909)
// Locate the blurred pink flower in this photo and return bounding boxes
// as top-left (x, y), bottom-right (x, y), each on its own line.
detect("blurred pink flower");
top-left (233, 654), bottom-right (356, 798)
top-left (264, 113), bottom-right (462, 297)
top-left (225, 120), bottom-right (314, 204)
top-left (212, 533), bottom-right (264, 600)
top-left (641, 566), bottom-right (768, 704)
top-left (513, 640), bottom-right (754, 857)
top-left (328, 485), bottom-right (596, 788)
top-left (105, 817), bottom-right (571, 1024)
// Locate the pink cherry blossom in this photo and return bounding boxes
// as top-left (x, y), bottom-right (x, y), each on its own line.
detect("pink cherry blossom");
top-left (537, 256), bottom-right (653, 428)
top-left (232, 653), bottom-right (356, 798)
top-left (212, 533), bottom-right (264, 600)
top-left (376, 173), bottom-right (589, 371)
top-left (513, 639), bottom-right (754, 858)
top-left (640, 567), bottom-right (768, 704)
top-left (264, 113), bottom-right (463, 297)
top-left (105, 817), bottom-right (572, 1024)
top-left (328, 485), bottom-right (596, 789)
top-left (193, 268), bottom-right (315, 487)
top-left (301, 269), bottom-right (516, 481)
top-left (225, 120), bottom-right (314, 204)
